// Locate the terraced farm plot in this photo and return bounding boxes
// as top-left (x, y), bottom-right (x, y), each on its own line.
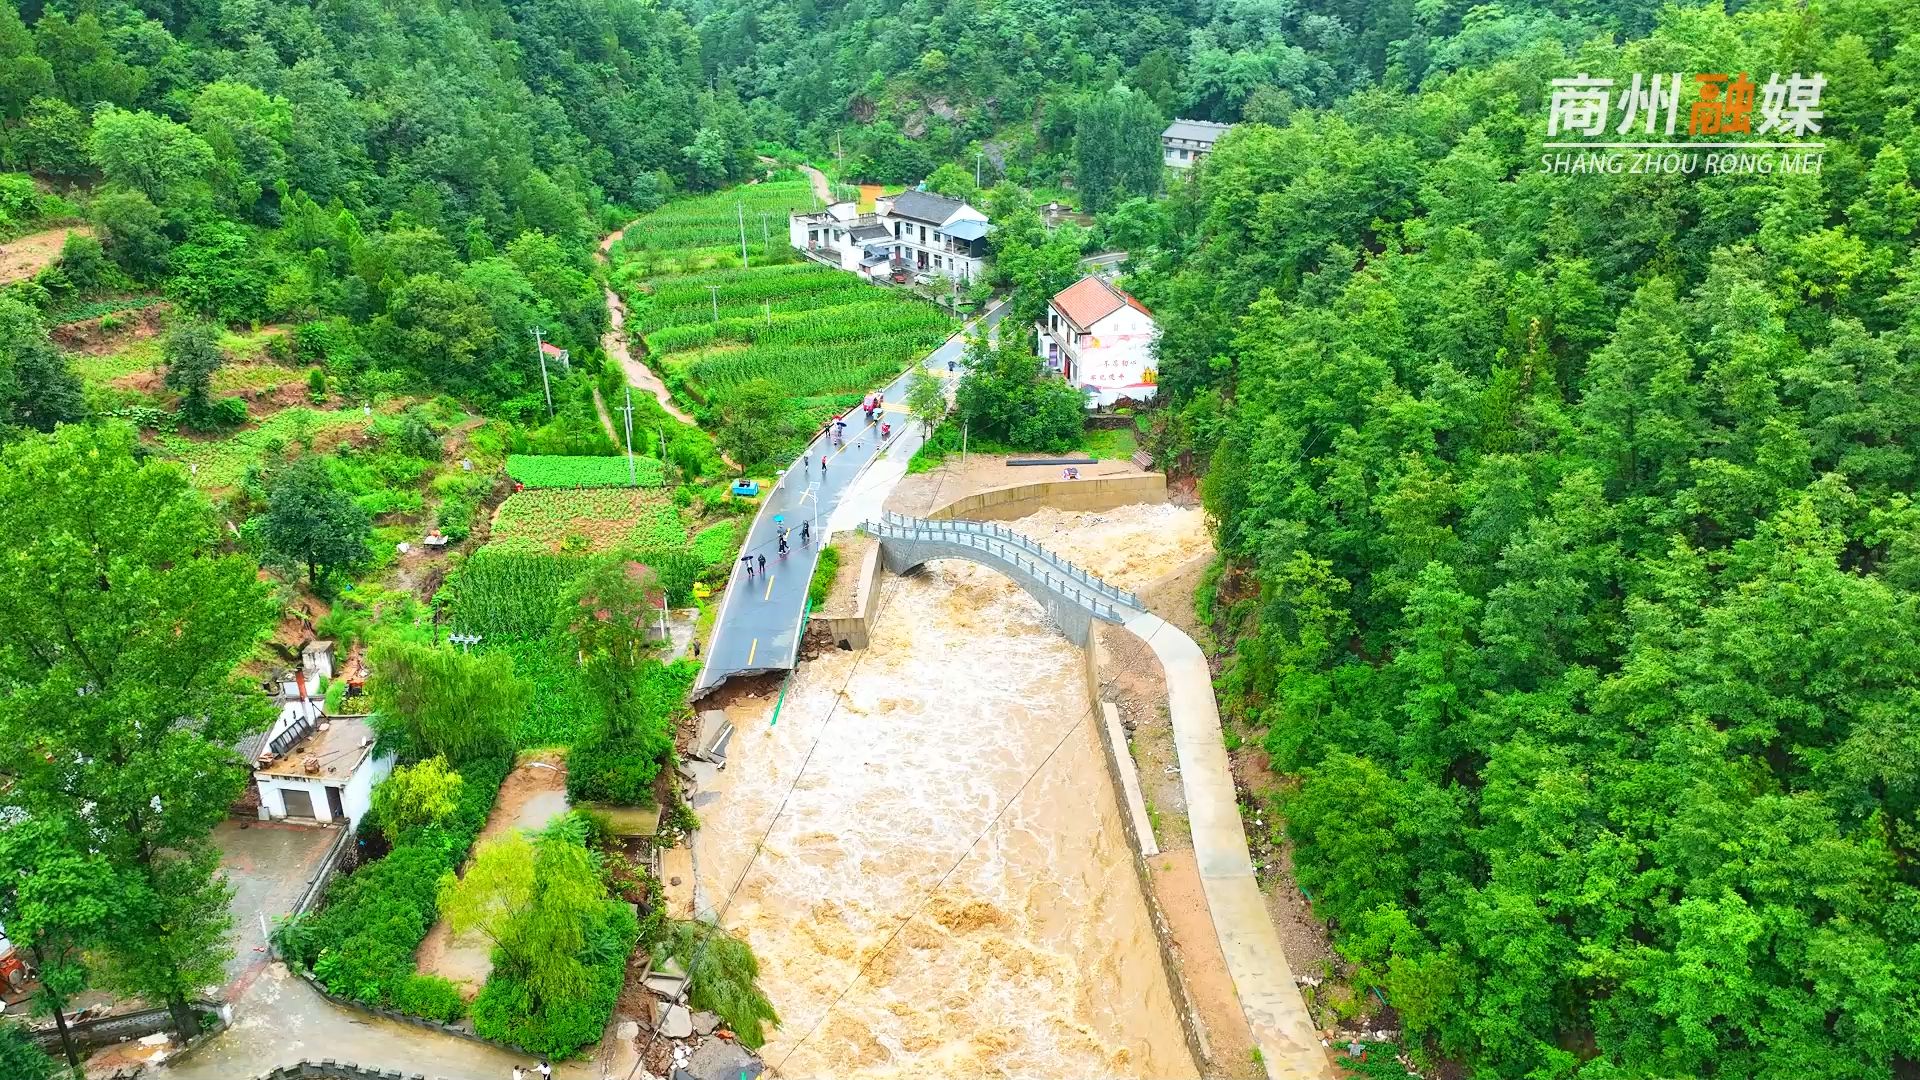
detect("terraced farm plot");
top-left (506, 454), bottom-right (665, 488)
top-left (613, 180), bottom-right (819, 255)
top-left (156, 408), bottom-right (375, 490)
top-left (490, 488), bottom-right (688, 553)
top-left (632, 268), bottom-right (951, 420)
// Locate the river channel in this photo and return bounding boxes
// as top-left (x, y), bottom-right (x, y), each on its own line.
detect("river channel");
top-left (694, 559), bottom-right (1196, 1079)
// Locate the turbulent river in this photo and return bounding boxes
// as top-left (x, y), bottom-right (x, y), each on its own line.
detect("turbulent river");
top-left (694, 558), bottom-right (1196, 1079)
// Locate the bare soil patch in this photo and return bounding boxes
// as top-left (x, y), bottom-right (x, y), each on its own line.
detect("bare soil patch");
top-left (415, 752), bottom-right (571, 997)
top-left (882, 453), bottom-right (1147, 517)
top-left (0, 224), bottom-right (89, 286)
top-left (51, 299), bottom-right (171, 354)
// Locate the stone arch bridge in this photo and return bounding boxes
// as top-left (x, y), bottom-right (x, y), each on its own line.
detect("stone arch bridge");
top-left (860, 512), bottom-right (1144, 645)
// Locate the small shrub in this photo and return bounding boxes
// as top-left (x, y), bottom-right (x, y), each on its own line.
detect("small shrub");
top-left (567, 730), bottom-right (663, 805)
top-left (807, 543), bottom-right (840, 609)
top-left (394, 975), bottom-right (467, 1024)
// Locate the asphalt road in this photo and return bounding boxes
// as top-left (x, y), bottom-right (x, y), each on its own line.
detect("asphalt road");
top-left (694, 299), bottom-right (1009, 693)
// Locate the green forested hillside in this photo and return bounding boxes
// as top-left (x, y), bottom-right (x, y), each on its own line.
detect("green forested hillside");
top-left (679, 0), bottom-right (1674, 181)
top-left (1126, 0), bottom-right (1920, 1075)
top-left (0, 0), bottom-right (771, 428)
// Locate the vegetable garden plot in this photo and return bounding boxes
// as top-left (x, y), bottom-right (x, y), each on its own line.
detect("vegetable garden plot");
top-left (490, 488), bottom-right (689, 553)
top-left (614, 181), bottom-right (818, 254)
top-left (506, 454), bottom-right (665, 488)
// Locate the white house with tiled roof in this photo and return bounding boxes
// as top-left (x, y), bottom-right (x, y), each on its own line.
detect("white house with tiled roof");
top-left (1037, 275), bottom-right (1159, 407)
top-left (1162, 119), bottom-right (1233, 168)
top-left (790, 185), bottom-right (992, 283)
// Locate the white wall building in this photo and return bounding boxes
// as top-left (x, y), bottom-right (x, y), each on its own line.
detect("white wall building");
top-left (243, 712), bottom-right (393, 830)
top-left (1037, 275), bottom-right (1160, 408)
top-left (1162, 118), bottom-right (1233, 168)
top-left (236, 640), bottom-right (392, 830)
top-left (790, 187), bottom-right (992, 283)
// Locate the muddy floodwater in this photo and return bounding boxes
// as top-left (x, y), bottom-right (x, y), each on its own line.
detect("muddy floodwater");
top-left (696, 558), bottom-right (1196, 1079)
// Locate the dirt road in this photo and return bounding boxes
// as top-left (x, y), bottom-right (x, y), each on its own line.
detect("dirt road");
top-left (0, 224), bottom-right (90, 286)
top-left (601, 285), bottom-right (696, 426)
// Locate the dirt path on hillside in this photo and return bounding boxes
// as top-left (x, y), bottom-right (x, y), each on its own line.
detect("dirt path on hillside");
top-left (795, 161), bottom-right (832, 202)
top-left (601, 285), bottom-right (697, 426)
top-left (0, 225), bottom-right (89, 286)
top-left (414, 753), bottom-right (571, 997)
top-left (591, 384), bottom-right (620, 443)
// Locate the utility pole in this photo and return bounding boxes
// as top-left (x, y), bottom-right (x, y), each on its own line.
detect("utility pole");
top-left (737, 202), bottom-right (748, 268)
top-left (962, 419), bottom-right (968, 465)
top-left (620, 387), bottom-right (636, 484)
top-left (975, 151), bottom-right (982, 189)
top-left (709, 285), bottom-right (719, 322)
top-left (530, 327), bottom-right (554, 419)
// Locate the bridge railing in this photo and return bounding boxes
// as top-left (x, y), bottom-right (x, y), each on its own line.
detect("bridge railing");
top-left (878, 512), bottom-right (1143, 609)
top-left (864, 516), bottom-right (1137, 622)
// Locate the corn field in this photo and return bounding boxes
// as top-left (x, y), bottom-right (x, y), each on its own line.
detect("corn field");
top-left (613, 181), bottom-right (819, 254)
top-left (442, 547), bottom-right (583, 639)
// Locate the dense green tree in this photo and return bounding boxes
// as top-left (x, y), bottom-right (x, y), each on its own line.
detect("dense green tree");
top-left (366, 640), bottom-right (527, 764)
top-left (0, 425), bottom-right (273, 1039)
top-left (0, 296), bottom-right (84, 435)
top-left (0, 817), bottom-right (117, 1070)
top-left (160, 319), bottom-right (223, 421)
top-left (1072, 84), bottom-right (1163, 213)
top-left (86, 107), bottom-right (213, 210)
top-left (260, 457), bottom-right (371, 586)
top-left (369, 756), bottom-right (464, 838)
top-left (713, 378), bottom-right (796, 470)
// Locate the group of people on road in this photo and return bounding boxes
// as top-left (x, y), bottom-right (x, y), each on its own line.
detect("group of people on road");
top-left (510, 1062), bottom-right (551, 1080)
top-left (738, 520), bottom-right (811, 581)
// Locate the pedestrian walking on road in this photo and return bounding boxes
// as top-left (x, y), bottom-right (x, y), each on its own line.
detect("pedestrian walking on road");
top-left (820, 456), bottom-right (828, 475)
top-left (757, 553), bottom-right (766, 576)
top-left (538, 1060), bottom-right (552, 1080)
top-left (741, 555), bottom-right (754, 581)
top-left (512, 1067), bottom-right (524, 1080)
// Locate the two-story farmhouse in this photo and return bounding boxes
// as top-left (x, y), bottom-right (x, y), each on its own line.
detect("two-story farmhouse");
top-left (1037, 275), bottom-right (1160, 407)
top-left (1162, 119), bottom-right (1233, 169)
top-left (790, 186), bottom-right (992, 283)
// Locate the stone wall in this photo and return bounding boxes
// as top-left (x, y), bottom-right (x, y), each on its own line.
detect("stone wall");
top-left (811, 540), bottom-right (883, 650)
top-left (1082, 633), bottom-right (1211, 1073)
top-left (925, 473), bottom-right (1167, 521)
top-left (253, 1062), bottom-right (438, 1080)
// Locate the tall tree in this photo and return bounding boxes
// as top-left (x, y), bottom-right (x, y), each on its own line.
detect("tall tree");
top-left (366, 640), bottom-right (527, 764)
top-left (260, 457), bottom-right (371, 586)
top-left (160, 319), bottom-right (223, 422)
top-left (1072, 85), bottom-right (1164, 213)
top-left (0, 817), bottom-right (117, 1071)
top-left (0, 424), bottom-right (273, 1039)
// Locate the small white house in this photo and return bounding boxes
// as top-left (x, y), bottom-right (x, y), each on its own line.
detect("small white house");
top-left (241, 712), bottom-right (392, 830)
top-left (236, 640), bottom-right (392, 829)
top-left (1162, 119), bottom-right (1233, 168)
top-left (1037, 275), bottom-right (1160, 408)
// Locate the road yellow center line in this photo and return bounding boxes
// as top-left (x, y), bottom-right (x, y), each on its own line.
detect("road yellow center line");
top-left (747, 637), bottom-right (758, 665)
top-left (764, 574), bottom-right (776, 601)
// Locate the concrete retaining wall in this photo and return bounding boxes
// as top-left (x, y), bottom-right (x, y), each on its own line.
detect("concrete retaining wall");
top-left (812, 541), bottom-right (883, 650)
top-left (254, 1062), bottom-right (437, 1079)
top-left (1082, 635), bottom-right (1210, 1074)
top-left (1122, 612), bottom-right (1329, 1080)
top-left (925, 473), bottom-right (1167, 522)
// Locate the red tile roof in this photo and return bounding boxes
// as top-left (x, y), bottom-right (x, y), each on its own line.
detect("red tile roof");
top-left (1050, 275), bottom-right (1152, 330)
